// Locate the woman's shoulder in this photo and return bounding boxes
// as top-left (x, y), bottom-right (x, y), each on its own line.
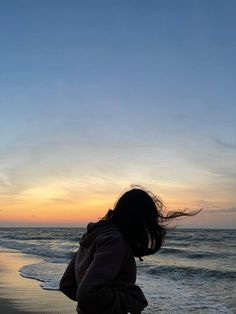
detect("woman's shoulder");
top-left (95, 220), bottom-right (124, 242)
top-left (95, 221), bottom-right (134, 257)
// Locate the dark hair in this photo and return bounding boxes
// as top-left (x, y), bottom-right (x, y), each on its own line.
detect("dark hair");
top-left (102, 186), bottom-right (201, 260)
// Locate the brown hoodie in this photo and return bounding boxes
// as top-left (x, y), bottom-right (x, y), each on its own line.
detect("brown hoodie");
top-left (59, 220), bottom-right (148, 314)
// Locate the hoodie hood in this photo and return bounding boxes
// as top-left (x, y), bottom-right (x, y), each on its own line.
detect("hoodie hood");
top-left (79, 220), bottom-right (120, 249)
top-left (60, 219), bottom-right (147, 314)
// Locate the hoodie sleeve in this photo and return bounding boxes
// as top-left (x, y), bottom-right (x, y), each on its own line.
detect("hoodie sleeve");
top-left (59, 251), bottom-right (77, 301)
top-left (76, 234), bottom-right (148, 314)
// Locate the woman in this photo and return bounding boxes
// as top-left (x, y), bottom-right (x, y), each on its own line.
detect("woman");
top-left (60, 187), bottom-right (200, 314)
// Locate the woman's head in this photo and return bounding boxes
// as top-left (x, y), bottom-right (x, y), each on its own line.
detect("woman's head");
top-left (102, 187), bottom-right (166, 258)
top-left (102, 186), bottom-right (201, 259)
top-left (114, 188), bottom-right (159, 225)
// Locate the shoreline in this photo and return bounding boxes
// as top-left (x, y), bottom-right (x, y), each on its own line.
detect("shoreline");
top-left (0, 246), bottom-right (76, 313)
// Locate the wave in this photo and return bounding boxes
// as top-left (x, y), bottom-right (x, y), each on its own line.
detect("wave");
top-left (0, 227), bottom-right (85, 242)
top-left (19, 262), bottom-right (65, 291)
top-left (166, 229), bottom-right (236, 245)
top-left (144, 265), bottom-right (236, 280)
top-left (160, 247), bottom-right (212, 259)
top-left (0, 238), bottom-right (77, 262)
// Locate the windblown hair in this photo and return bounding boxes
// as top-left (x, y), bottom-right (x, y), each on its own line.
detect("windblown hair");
top-left (102, 186), bottom-right (201, 260)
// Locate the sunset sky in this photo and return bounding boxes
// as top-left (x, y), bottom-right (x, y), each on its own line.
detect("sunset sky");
top-left (0, 1), bottom-right (236, 228)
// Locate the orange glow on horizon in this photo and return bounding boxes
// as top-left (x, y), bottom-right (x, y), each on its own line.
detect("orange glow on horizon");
top-left (0, 181), bottom-right (235, 228)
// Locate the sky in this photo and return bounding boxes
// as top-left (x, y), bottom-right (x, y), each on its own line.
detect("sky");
top-left (0, 0), bottom-right (236, 228)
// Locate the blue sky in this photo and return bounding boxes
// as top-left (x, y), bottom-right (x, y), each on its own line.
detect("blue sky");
top-left (0, 1), bottom-right (236, 227)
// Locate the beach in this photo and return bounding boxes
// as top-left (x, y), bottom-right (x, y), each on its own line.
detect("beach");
top-left (0, 228), bottom-right (235, 314)
top-left (0, 247), bottom-right (76, 314)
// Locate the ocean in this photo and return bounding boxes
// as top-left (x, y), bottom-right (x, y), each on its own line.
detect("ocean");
top-left (0, 227), bottom-right (235, 314)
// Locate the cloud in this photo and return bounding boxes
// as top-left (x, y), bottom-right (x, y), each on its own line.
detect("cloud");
top-left (202, 208), bottom-right (236, 215)
top-left (0, 172), bottom-right (12, 187)
top-left (208, 167), bottom-right (236, 179)
top-left (214, 138), bottom-right (236, 150)
top-left (49, 197), bottom-right (74, 203)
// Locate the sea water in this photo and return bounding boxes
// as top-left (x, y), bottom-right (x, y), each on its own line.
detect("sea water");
top-left (0, 227), bottom-right (235, 314)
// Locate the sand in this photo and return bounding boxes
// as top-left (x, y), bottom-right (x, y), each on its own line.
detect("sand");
top-left (0, 247), bottom-right (76, 313)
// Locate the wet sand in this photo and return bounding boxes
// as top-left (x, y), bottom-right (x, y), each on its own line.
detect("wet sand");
top-left (0, 247), bottom-right (76, 313)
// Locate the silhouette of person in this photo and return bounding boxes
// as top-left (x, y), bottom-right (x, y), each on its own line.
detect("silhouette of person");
top-left (60, 187), bottom-right (200, 314)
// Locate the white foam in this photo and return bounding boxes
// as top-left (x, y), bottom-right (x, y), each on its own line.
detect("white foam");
top-left (137, 275), bottom-right (234, 314)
